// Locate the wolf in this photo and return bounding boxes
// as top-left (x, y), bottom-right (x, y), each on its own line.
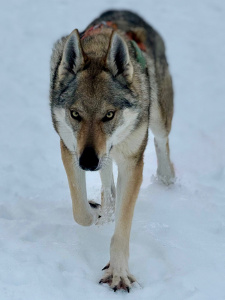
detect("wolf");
top-left (49, 10), bottom-right (175, 292)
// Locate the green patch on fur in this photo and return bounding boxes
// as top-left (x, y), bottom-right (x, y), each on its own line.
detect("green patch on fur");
top-left (130, 40), bottom-right (146, 71)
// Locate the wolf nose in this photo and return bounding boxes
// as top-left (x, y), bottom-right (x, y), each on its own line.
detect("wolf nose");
top-left (79, 147), bottom-right (99, 171)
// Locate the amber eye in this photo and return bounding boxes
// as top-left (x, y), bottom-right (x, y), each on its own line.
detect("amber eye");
top-left (71, 110), bottom-right (82, 121)
top-left (102, 111), bottom-right (115, 122)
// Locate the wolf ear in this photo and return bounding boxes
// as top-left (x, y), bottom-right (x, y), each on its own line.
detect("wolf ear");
top-left (106, 32), bottom-right (133, 84)
top-left (59, 29), bottom-right (86, 77)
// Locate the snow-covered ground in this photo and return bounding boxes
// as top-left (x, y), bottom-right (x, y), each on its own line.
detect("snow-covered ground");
top-left (1, 0), bottom-right (225, 299)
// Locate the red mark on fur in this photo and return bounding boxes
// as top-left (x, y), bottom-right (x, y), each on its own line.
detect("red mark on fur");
top-left (126, 31), bottom-right (146, 52)
top-left (81, 21), bottom-right (146, 52)
top-left (81, 22), bottom-right (118, 40)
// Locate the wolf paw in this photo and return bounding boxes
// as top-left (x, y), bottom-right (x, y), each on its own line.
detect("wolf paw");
top-left (99, 263), bottom-right (136, 292)
top-left (157, 164), bottom-right (175, 186)
top-left (157, 173), bottom-right (175, 185)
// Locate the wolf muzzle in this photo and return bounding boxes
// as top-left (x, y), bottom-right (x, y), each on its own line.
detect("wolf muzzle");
top-left (79, 147), bottom-right (99, 171)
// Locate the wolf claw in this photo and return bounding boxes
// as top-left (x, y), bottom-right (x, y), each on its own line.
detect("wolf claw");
top-left (102, 263), bottom-right (110, 270)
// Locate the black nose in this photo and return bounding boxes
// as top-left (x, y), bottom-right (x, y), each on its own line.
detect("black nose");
top-left (79, 147), bottom-right (99, 171)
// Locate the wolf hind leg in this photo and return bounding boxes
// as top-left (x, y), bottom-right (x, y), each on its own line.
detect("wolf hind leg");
top-left (150, 100), bottom-right (175, 185)
top-left (154, 136), bottom-right (175, 185)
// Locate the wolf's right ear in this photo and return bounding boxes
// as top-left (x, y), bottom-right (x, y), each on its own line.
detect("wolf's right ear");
top-left (58, 29), bottom-right (86, 77)
top-left (106, 32), bottom-right (133, 84)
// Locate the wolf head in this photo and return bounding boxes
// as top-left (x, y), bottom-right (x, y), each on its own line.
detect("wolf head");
top-left (50, 28), bottom-right (147, 171)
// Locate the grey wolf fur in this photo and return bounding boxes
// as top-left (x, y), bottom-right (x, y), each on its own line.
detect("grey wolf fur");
top-left (49, 10), bottom-right (175, 292)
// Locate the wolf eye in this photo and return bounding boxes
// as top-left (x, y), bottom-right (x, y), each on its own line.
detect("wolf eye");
top-left (71, 110), bottom-right (82, 121)
top-left (102, 111), bottom-right (115, 122)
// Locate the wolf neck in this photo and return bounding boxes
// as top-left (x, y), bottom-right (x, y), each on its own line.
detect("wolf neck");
top-left (80, 22), bottom-right (146, 70)
top-left (80, 26), bottom-right (112, 59)
top-left (81, 22), bottom-right (117, 40)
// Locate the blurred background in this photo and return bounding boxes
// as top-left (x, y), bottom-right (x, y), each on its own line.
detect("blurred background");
top-left (0, 1), bottom-right (225, 299)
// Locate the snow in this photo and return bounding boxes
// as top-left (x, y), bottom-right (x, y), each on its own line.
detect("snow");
top-left (0, 0), bottom-right (225, 299)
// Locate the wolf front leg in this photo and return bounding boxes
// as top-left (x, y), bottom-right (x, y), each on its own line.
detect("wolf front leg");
top-left (100, 156), bottom-right (143, 291)
top-left (60, 140), bottom-right (99, 226)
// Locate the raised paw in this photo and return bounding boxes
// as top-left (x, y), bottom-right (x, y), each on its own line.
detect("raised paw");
top-left (99, 264), bottom-right (136, 292)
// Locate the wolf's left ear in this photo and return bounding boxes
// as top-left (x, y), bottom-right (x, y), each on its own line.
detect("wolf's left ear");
top-left (106, 32), bottom-right (133, 84)
top-left (59, 29), bottom-right (86, 77)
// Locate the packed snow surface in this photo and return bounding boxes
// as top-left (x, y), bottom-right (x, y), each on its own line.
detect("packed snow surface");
top-left (0, 0), bottom-right (225, 299)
